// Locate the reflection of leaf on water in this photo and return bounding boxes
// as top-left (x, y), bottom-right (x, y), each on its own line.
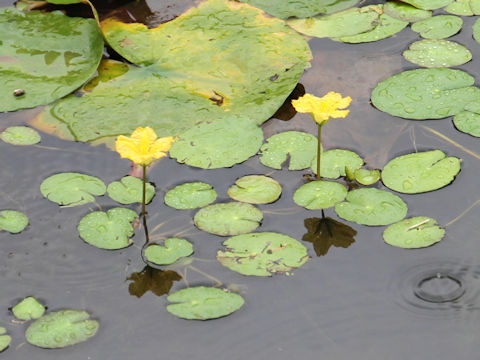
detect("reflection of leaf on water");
top-left (302, 217), bottom-right (356, 256)
top-left (127, 266), bottom-right (182, 298)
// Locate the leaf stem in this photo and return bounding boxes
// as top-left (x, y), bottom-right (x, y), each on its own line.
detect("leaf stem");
top-left (142, 165), bottom-right (150, 244)
top-left (317, 124), bottom-right (322, 179)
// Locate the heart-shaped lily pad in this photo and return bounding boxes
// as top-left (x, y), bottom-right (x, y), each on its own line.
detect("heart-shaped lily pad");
top-left (194, 202), bottom-right (263, 236)
top-left (167, 286), bottom-right (244, 320)
top-left (403, 40), bottom-right (471, 68)
top-left (12, 297), bottom-right (45, 321)
top-left (444, 0), bottom-right (480, 15)
top-left (398, 0), bottom-right (453, 10)
top-left (144, 238), bottom-right (194, 265)
top-left (0, 7), bottom-right (103, 112)
top-left (78, 207), bottom-right (138, 249)
top-left (0, 210), bottom-right (28, 234)
top-left (228, 175), bottom-right (282, 204)
top-left (371, 68), bottom-right (480, 120)
top-left (25, 310), bottom-right (99, 348)
top-left (259, 131), bottom-right (318, 170)
top-left (383, 1), bottom-right (432, 22)
top-left (311, 149), bottom-right (364, 179)
top-left (0, 126), bottom-right (41, 145)
top-left (107, 176), bottom-right (155, 205)
top-left (40, 172), bottom-right (106, 207)
top-left (354, 169), bottom-right (381, 185)
top-left (383, 216), bottom-right (445, 248)
top-left (411, 15), bottom-right (463, 39)
top-left (164, 182), bottom-right (217, 210)
top-left (382, 150), bottom-right (461, 194)
top-left (0, 327), bottom-right (11, 352)
top-left (454, 106), bottom-right (480, 137)
top-left (293, 180), bottom-right (347, 210)
top-left (334, 188), bottom-right (408, 226)
top-left (217, 232), bottom-right (309, 276)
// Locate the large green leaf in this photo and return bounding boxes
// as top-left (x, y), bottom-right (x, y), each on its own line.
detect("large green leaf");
top-left (164, 182), bottom-right (217, 210)
top-left (398, 0), bottom-right (453, 10)
top-left (228, 175), bottom-right (282, 204)
top-left (107, 176), bottom-right (155, 205)
top-left (403, 40), bottom-right (471, 68)
top-left (371, 68), bottom-right (480, 120)
top-left (0, 210), bottom-right (28, 234)
top-left (0, 126), bottom-right (41, 146)
top-left (311, 149), bottom-right (363, 179)
top-left (0, 327), bottom-right (11, 352)
top-left (383, 216), bottom-right (445, 248)
top-left (381, 150), bottom-right (461, 194)
top-left (0, 7), bottom-right (103, 112)
top-left (167, 286), bottom-right (244, 320)
top-left (293, 180), bottom-right (347, 210)
top-left (144, 238), bottom-right (194, 266)
top-left (25, 310), bottom-right (99, 348)
top-left (411, 15), bottom-right (463, 39)
top-left (12, 297), bottom-right (45, 321)
top-left (217, 232), bottom-right (309, 276)
top-left (383, 1), bottom-right (432, 22)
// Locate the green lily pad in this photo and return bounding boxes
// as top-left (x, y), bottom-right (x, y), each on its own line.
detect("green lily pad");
top-left (40, 173), bottom-right (106, 207)
top-left (0, 210), bottom-right (28, 234)
top-left (354, 169), bottom-right (381, 185)
top-left (383, 216), bottom-right (445, 248)
top-left (381, 150), bottom-right (461, 194)
top-left (444, 0), bottom-right (480, 15)
top-left (38, 0), bottom-right (311, 143)
top-left (169, 116), bottom-right (263, 169)
top-left (383, 1), bottom-right (432, 22)
top-left (0, 327), bottom-right (11, 352)
top-left (403, 40), bottom-right (471, 68)
top-left (371, 68), bottom-right (480, 120)
top-left (287, 6), bottom-right (380, 38)
top-left (238, 0), bottom-right (359, 19)
top-left (166, 286), bottom-right (244, 320)
top-left (311, 149), bottom-right (364, 179)
top-left (144, 238), bottom-right (194, 266)
top-left (78, 207), bottom-right (138, 249)
top-left (293, 180), bottom-right (347, 210)
top-left (0, 7), bottom-right (103, 112)
top-left (411, 15), bottom-right (463, 39)
top-left (334, 188), bottom-right (408, 226)
top-left (25, 310), bottom-right (99, 348)
top-left (453, 104), bottom-right (480, 137)
top-left (164, 182), bottom-right (217, 210)
top-left (194, 202), bottom-right (263, 236)
top-left (473, 18), bottom-right (480, 43)
top-left (217, 232), bottom-right (309, 276)
top-left (107, 176), bottom-right (155, 205)
top-left (259, 131), bottom-right (318, 170)
top-left (12, 297), bottom-right (45, 321)
top-left (0, 126), bottom-right (41, 145)
top-left (228, 175), bottom-right (282, 204)
top-left (398, 0), bottom-right (453, 10)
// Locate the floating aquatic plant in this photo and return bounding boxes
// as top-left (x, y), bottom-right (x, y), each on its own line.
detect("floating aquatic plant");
top-left (12, 296), bottom-right (45, 321)
top-left (0, 210), bottom-right (29, 234)
top-left (227, 175), bottom-right (282, 204)
top-left (144, 238), bottom-right (194, 266)
top-left (383, 216), bottom-right (445, 248)
top-left (164, 182), bottom-right (217, 210)
top-left (0, 327), bottom-right (11, 352)
top-left (0, 126), bottom-right (41, 146)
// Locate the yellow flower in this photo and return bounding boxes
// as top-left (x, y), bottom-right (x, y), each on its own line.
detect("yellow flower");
top-left (292, 92), bottom-right (352, 125)
top-left (115, 127), bottom-right (175, 166)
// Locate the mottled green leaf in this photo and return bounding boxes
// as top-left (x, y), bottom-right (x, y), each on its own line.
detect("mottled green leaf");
top-left (0, 327), bottom-right (11, 352)
top-left (0, 126), bottom-right (40, 145)
top-left (411, 15), bottom-right (463, 39)
top-left (164, 182), bottom-right (217, 210)
top-left (302, 217), bottom-right (356, 256)
top-left (311, 149), bottom-right (363, 179)
top-left (194, 202), bottom-right (263, 236)
top-left (293, 180), bottom-right (347, 210)
top-left (127, 266), bottom-right (182, 298)
top-left (383, 216), bottom-right (445, 248)
top-left (167, 286), bottom-right (244, 320)
top-left (228, 175), bottom-right (282, 204)
top-left (354, 169), bottom-right (381, 185)
top-left (403, 40), bottom-right (471, 68)
top-left (12, 297), bottom-right (45, 321)
top-left (25, 310), bottom-right (99, 348)
top-left (144, 238), bottom-right (194, 265)
top-left (334, 188), bottom-right (408, 226)
top-left (383, 1), bottom-right (432, 22)
top-left (398, 0), bottom-right (453, 10)
top-left (382, 150), bottom-right (461, 194)
top-left (78, 208), bottom-right (138, 249)
top-left (107, 176), bottom-right (155, 205)
top-left (0, 210), bottom-right (28, 234)
top-left (454, 107), bottom-right (480, 137)
top-left (444, 0), bottom-right (480, 15)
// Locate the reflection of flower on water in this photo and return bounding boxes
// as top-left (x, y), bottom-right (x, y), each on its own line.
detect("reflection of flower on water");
top-left (302, 217), bottom-right (356, 256)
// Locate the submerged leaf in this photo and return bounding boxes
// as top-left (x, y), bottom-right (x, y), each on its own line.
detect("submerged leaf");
top-left (0, 327), bottom-right (11, 352)
top-left (293, 180), bottom-right (347, 210)
top-left (302, 217), bottom-right (356, 256)
top-left (228, 175), bottom-right (282, 204)
top-left (144, 238), bottom-right (194, 266)
top-left (403, 40), bottom-right (471, 68)
top-left (127, 266), bottom-right (182, 298)
top-left (0, 210), bottom-right (28, 234)
top-left (383, 216), bottom-right (445, 248)
top-left (164, 182), bottom-right (217, 210)
top-left (12, 297), bottom-right (45, 321)
top-left (0, 126), bottom-right (40, 145)
top-left (107, 176), bottom-right (155, 205)
top-left (411, 15), bottom-right (463, 39)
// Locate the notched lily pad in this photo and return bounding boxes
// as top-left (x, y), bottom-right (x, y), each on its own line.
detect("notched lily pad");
top-left (0, 210), bottom-right (28, 234)
top-left (78, 207), bottom-right (138, 249)
top-left (12, 296), bottom-right (45, 321)
top-left (25, 310), bottom-right (99, 348)
top-left (228, 175), bottom-right (282, 204)
top-left (454, 104), bottom-right (480, 137)
top-left (0, 327), bottom-right (11, 352)
top-left (398, 0), bottom-right (453, 10)
top-left (0, 126), bottom-right (41, 145)
top-left (194, 202), bottom-right (263, 236)
top-left (164, 182), bottom-right (217, 210)
top-left (383, 1), bottom-right (432, 22)
top-left (383, 216), bottom-right (445, 248)
top-left (144, 238), bottom-right (194, 265)
top-left (311, 149), bottom-right (363, 179)
top-left (167, 286), bottom-right (244, 320)
top-left (107, 176), bottom-right (155, 205)
top-left (403, 40), bottom-right (471, 68)
top-left (354, 169), bottom-right (381, 185)
top-left (411, 15), bottom-right (463, 39)
top-left (40, 172), bottom-right (106, 207)
top-left (334, 188), bottom-right (408, 226)
top-left (382, 150), bottom-right (461, 194)
top-left (293, 180), bottom-right (347, 210)
top-left (217, 232), bottom-right (309, 276)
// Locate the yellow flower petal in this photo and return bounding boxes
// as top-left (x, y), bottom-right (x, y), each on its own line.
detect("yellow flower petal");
top-left (292, 91), bottom-right (352, 125)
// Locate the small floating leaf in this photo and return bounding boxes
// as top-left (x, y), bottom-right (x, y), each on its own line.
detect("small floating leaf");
top-left (78, 208), bottom-right (138, 249)
top-left (144, 238), bottom-right (194, 266)
top-left (383, 1), bottom-right (432, 22)
top-left (354, 169), bottom-right (381, 185)
top-left (473, 17), bottom-right (480, 43)
top-left (382, 150), bottom-right (461, 194)
top-left (12, 297), bottom-right (45, 321)
top-left (25, 310), bottom-right (99, 348)
top-left (403, 40), bottom-right (471, 68)
top-left (0, 327), bottom-right (11, 352)
top-left (293, 180), bottom-right (347, 210)
top-left (302, 217), bottom-right (356, 256)
top-left (217, 232), bottom-right (309, 276)
top-left (107, 176), bottom-right (155, 205)
top-left (194, 202), bottom-right (263, 236)
top-left (127, 266), bottom-right (182, 298)
top-left (454, 109), bottom-right (480, 137)
top-left (334, 188), bottom-right (408, 226)
top-left (411, 15), bottom-right (463, 39)
top-left (167, 286), bottom-right (244, 320)
top-left (0, 210), bottom-right (28, 234)
top-left (40, 173), bottom-right (106, 207)
top-left (228, 175), bottom-right (282, 204)
top-left (383, 216), bottom-right (445, 248)
top-left (397, 0), bottom-right (453, 10)
top-left (311, 149), bottom-right (363, 179)
top-left (259, 131), bottom-right (318, 170)
top-left (444, 0), bottom-right (480, 15)
top-left (0, 126), bottom-right (40, 145)
top-left (164, 182), bottom-right (217, 210)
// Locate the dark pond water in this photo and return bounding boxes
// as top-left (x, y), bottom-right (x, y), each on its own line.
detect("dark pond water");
top-left (1, 0), bottom-right (480, 359)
